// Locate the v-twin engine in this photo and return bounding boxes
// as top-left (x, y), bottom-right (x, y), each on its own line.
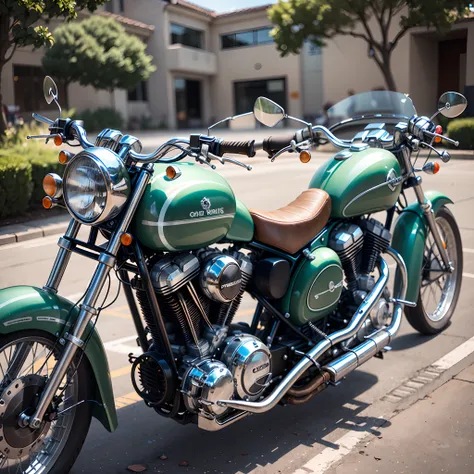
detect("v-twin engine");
top-left (132, 247), bottom-right (273, 419)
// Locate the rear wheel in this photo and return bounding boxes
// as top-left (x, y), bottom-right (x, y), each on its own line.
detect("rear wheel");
top-left (0, 331), bottom-right (92, 474)
top-left (405, 206), bottom-right (463, 334)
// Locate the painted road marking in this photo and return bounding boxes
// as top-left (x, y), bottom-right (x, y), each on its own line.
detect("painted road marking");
top-left (463, 273), bottom-right (474, 279)
top-left (115, 391), bottom-right (142, 409)
top-left (292, 333), bottom-right (474, 474)
top-left (110, 365), bottom-right (131, 379)
top-left (104, 335), bottom-right (140, 355)
top-left (463, 248), bottom-right (474, 254)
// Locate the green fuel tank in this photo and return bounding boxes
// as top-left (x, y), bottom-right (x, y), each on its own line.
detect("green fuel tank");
top-left (309, 148), bottom-right (402, 218)
top-left (133, 162), bottom-right (253, 252)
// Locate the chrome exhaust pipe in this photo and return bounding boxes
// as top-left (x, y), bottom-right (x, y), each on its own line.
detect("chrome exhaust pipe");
top-left (217, 254), bottom-right (393, 414)
top-left (323, 247), bottom-right (407, 382)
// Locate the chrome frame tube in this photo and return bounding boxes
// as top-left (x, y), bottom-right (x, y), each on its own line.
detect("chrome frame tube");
top-left (28, 166), bottom-right (153, 429)
top-left (44, 219), bottom-right (81, 293)
top-left (216, 257), bottom-right (390, 414)
top-left (323, 247), bottom-right (407, 382)
top-left (400, 146), bottom-right (452, 271)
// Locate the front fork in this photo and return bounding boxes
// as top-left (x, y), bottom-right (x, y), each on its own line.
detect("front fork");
top-left (23, 165), bottom-right (152, 430)
top-left (400, 147), bottom-right (453, 272)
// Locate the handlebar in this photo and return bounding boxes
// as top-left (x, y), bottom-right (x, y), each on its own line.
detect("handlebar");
top-left (211, 139), bottom-right (256, 157)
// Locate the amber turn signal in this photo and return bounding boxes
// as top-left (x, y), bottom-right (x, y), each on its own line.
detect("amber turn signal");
top-left (120, 233), bottom-right (133, 247)
top-left (165, 165), bottom-right (181, 180)
top-left (42, 173), bottom-right (63, 198)
top-left (433, 162), bottom-right (440, 174)
top-left (42, 196), bottom-right (54, 209)
top-left (53, 135), bottom-right (63, 146)
top-left (299, 150), bottom-right (311, 163)
top-left (434, 125), bottom-right (443, 144)
top-left (59, 150), bottom-right (73, 164)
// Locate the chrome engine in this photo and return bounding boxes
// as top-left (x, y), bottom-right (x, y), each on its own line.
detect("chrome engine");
top-left (329, 218), bottom-right (393, 342)
top-left (133, 247), bottom-right (274, 420)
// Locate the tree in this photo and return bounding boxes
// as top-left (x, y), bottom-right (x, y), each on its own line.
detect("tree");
top-left (0, 0), bottom-right (107, 137)
top-left (268, 0), bottom-right (471, 92)
top-left (42, 16), bottom-right (156, 109)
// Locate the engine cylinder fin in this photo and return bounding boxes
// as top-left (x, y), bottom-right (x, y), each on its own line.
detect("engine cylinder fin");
top-left (360, 219), bottom-right (391, 275)
top-left (135, 287), bottom-right (167, 351)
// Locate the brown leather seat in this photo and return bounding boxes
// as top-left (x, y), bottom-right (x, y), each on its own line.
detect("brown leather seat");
top-left (250, 189), bottom-right (331, 254)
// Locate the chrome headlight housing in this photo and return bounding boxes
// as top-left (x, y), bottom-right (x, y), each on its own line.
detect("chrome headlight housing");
top-left (63, 147), bottom-right (130, 224)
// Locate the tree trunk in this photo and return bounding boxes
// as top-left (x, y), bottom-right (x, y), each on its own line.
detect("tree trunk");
top-left (0, 68), bottom-right (6, 139)
top-left (374, 51), bottom-right (398, 91)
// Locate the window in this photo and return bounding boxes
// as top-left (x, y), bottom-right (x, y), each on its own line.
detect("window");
top-left (170, 23), bottom-right (203, 49)
top-left (13, 65), bottom-right (65, 112)
top-left (128, 81), bottom-right (148, 102)
top-left (119, 0), bottom-right (124, 12)
top-left (234, 78), bottom-right (286, 115)
top-left (221, 27), bottom-right (273, 49)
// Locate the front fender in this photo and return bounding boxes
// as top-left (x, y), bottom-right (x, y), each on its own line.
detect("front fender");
top-left (392, 191), bottom-right (454, 302)
top-left (0, 286), bottom-right (118, 432)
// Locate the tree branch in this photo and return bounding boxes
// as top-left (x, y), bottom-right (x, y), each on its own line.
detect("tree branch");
top-left (4, 44), bottom-right (17, 63)
top-left (389, 25), bottom-right (410, 52)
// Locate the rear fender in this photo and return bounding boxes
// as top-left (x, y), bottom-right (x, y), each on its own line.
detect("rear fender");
top-left (0, 286), bottom-right (118, 432)
top-left (392, 191), bottom-right (453, 302)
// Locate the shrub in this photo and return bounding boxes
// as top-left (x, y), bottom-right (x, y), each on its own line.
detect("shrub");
top-left (447, 118), bottom-right (474, 150)
top-left (0, 130), bottom-right (62, 217)
top-left (74, 108), bottom-right (124, 132)
top-left (0, 154), bottom-right (33, 218)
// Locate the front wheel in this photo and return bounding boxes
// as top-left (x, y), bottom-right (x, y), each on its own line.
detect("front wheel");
top-left (0, 330), bottom-right (93, 474)
top-left (405, 206), bottom-right (463, 335)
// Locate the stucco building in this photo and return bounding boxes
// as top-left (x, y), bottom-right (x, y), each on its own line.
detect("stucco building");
top-left (3, 0), bottom-right (474, 128)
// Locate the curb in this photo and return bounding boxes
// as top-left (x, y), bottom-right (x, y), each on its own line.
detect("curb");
top-left (0, 221), bottom-right (68, 246)
top-left (291, 335), bottom-right (474, 474)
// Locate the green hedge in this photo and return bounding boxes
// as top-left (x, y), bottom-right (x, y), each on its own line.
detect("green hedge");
top-left (73, 107), bottom-right (124, 132)
top-left (447, 118), bottom-right (474, 150)
top-left (0, 156), bottom-right (33, 218)
top-left (0, 143), bottom-right (62, 218)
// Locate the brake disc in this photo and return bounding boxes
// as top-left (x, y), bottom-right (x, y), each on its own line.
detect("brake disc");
top-left (0, 375), bottom-right (50, 460)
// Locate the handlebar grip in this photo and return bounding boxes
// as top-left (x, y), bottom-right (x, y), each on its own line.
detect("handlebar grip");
top-left (215, 139), bottom-right (256, 157)
top-left (263, 134), bottom-right (296, 155)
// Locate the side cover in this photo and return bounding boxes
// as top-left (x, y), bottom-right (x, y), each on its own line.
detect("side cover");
top-left (0, 286), bottom-right (117, 432)
top-left (392, 191), bottom-right (454, 302)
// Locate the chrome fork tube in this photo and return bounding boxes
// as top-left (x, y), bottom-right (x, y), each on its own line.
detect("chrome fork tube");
top-left (28, 166), bottom-right (152, 429)
top-left (217, 257), bottom-right (390, 414)
top-left (401, 146), bottom-right (452, 271)
top-left (44, 219), bottom-right (81, 293)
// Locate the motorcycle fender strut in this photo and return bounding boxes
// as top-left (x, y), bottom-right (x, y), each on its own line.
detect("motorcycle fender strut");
top-left (392, 190), bottom-right (453, 302)
top-left (0, 285), bottom-right (118, 432)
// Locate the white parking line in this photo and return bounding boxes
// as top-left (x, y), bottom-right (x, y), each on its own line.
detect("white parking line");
top-left (292, 335), bottom-right (474, 474)
top-left (463, 273), bottom-right (474, 279)
top-left (104, 335), bottom-right (141, 355)
top-left (463, 248), bottom-right (474, 254)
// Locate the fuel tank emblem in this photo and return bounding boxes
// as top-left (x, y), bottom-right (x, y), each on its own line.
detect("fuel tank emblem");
top-left (386, 168), bottom-right (402, 192)
top-left (201, 197), bottom-right (211, 211)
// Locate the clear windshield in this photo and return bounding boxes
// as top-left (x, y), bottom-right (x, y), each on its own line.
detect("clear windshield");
top-left (327, 91), bottom-right (416, 125)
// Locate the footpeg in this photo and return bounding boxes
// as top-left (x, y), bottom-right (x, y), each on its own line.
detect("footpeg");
top-left (389, 298), bottom-right (416, 307)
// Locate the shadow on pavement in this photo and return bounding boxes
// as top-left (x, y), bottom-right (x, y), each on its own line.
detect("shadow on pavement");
top-left (390, 332), bottom-right (438, 351)
top-left (73, 370), bottom-right (389, 474)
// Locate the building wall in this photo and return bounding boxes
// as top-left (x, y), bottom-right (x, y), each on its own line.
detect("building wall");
top-left (211, 12), bottom-right (303, 124)
top-left (321, 13), bottom-right (410, 105)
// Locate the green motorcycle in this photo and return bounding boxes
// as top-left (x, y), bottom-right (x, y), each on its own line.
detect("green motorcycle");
top-left (0, 76), bottom-right (466, 473)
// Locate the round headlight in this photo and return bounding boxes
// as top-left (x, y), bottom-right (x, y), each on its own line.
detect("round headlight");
top-left (63, 148), bottom-right (130, 224)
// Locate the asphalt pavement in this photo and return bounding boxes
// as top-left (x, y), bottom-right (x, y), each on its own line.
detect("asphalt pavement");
top-left (0, 139), bottom-right (473, 473)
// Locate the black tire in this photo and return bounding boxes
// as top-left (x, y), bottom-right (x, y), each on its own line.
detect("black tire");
top-left (0, 330), bottom-right (93, 474)
top-left (405, 206), bottom-right (463, 335)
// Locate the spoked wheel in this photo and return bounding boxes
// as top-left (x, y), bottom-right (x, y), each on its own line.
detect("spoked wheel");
top-left (405, 206), bottom-right (463, 334)
top-left (0, 331), bottom-right (92, 474)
